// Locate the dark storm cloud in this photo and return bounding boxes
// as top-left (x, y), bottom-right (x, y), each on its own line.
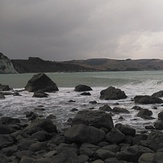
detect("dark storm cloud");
top-left (1, 0), bottom-right (163, 61)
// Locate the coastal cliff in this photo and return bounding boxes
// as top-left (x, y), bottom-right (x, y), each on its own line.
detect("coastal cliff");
top-left (0, 53), bottom-right (17, 74)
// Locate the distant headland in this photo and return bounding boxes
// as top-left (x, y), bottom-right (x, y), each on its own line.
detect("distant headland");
top-left (1, 52), bottom-right (163, 73)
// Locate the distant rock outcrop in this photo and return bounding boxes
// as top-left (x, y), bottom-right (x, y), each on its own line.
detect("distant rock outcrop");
top-left (0, 53), bottom-right (17, 74)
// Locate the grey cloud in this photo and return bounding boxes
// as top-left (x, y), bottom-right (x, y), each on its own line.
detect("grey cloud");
top-left (1, 0), bottom-right (163, 61)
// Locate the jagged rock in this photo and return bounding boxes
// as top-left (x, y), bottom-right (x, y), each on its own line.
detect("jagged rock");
top-left (33, 91), bottom-right (49, 98)
top-left (64, 124), bottom-right (105, 144)
top-left (74, 84), bottom-right (92, 92)
top-left (95, 149), bottom-right (115, 160)
top-left (0, 125), bottom-right (15, 134)
top-left (112, 107), bottom-right (130, 114)
top-left (100, 86), bottom-right (127, 100)
top-left (137, 109), bottom-right (153, 119)
top-left (152, 90), bottom-right (163, 98)
top-left (115, 123), bottom-right (136, 136)
top-left (25, 73), bottom-right (59, 92)
top-left (106, 128), bottom-right (125, 144)
top-left (0, 135), bottom-right (15, 149)
top-left (89, 101), bottom-right (97, 104)
top-left (99, 105), bottom-right (112, 112)
top-left (134, 95), bottom-right (163, 104)
top-left (71, 110), bottom-right (114, 130)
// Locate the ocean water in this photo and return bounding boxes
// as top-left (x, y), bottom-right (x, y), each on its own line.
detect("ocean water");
top-left (1, 71), bottom-right (163, 132)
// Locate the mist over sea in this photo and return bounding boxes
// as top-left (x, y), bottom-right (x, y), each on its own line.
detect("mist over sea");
top-left (1, 71), bottom-right (163, 131)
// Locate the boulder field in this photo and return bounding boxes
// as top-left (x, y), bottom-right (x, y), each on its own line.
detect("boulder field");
top-left (0, 109), bottom-right (163, 163)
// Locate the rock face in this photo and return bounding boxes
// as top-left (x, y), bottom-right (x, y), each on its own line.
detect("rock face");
top-left (25, 73), bottom-right (59, 92)
top-left (0, 53), bottom-right (17, 74)
top-left (71, 110), bottom-right (114, 130)
top-left (134, 95), bottom-right (163, 104)
top-left (74, 85), bottom-right (92, 92)
top-left (100, 86), bottom-right (127, 100)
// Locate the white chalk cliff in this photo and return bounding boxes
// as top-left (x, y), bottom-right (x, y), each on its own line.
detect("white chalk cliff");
top-left (0, 52), bottom-right (17, 74)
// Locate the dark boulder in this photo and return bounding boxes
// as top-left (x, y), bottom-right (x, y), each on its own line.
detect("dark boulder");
top-left (71, 110), bottom-right (114, 130)
top-left (154, 120), bottom-right (163, 130)
top-left (106, 128), bottom-right (125, 144)
top-left (0, 125), bottom-right (15, 134)
top-left (25, 73), bottom-right (59, 92)
top-left (0, 84), bottom-right (10, 91)
top-left (131, 106), bottom-right (142, 110)
top-left (33, 91), bottom-right (49, 98)
top-left (24, 118), bottom-right (57, 135)
top-left (99, 105), bottom-right (112, 112)
top-left (74, 84), bottom-right (92, 92)
top-left (112, 107), bottom-right (130, 114)
top-left (64, 124), bottom-right (105, 144)
top-left (158, 111), bottom-right (163, 121)
top-left (0, 117), bottom-right (20, 125)
top-left (134, 95), bottom-right (163, 104)
top-left (100, 86), bottom-right (127, 100)
top-left (0, 135), bottom-right (14, 149)
top-left (115, 123), bottom-right (136, 136)
top-left (0, 93), bottom-right (5, 99)
top-left (137, 109), bottom-right (153, 119)
top-left (152, 90), bottom-right (163, 98)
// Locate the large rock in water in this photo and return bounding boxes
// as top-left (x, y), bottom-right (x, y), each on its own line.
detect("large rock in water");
top-left (71, 110), bottom-right (114, 130)
top-left (134, 95), bottom-right (163, 104)
top-left (25, 73), bottom-right (59, 92)
top-left (74, 84), bottom-right (92, 92)
top-left (100, 86), bottom-right (127, 100)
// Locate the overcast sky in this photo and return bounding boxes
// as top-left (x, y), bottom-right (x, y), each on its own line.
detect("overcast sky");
top-left (1, 0), bottom-right (163, 61)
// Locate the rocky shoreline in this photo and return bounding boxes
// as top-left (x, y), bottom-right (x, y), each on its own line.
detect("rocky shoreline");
top-left (1, 73), bottom-right (163, 162)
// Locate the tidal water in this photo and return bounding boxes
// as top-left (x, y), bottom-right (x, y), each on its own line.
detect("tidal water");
top-left (1, 71), bottom-right (163, 131)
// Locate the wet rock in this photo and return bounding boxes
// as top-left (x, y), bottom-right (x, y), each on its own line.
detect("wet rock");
top-left (71, 108), bottom-right (78, 112)
top-left (0, 84), bottom-right (10, 91)
top-left (106, 128), bottom-right (125, 144)
top-left (64, 124), bottom-right (105, 144)
top-left (46, 114), bottom-right (56, 120)
top-left (19, 156), bottom-right (35, 163)
top-left (74, 84), bottom-right (92, 92)
top-left (13, 91), bottom-right (21, 96)
top-left (100, 86), bottom-right (127, 100)
top-left (0, 117), bottom-right (20, 124)
top-left (29, 142), bottom-right (48, 152)
top-left (138, 152), bottom-right (154, 163)
top-left (152, 90), bottom-right (163, 98)
top-left (154, 120), bottom-right (163, 130)
top-left (33, 91), bottom-right (48, 98)
top-left (24, 111), bottom-right (38, 121)
top-left (131, 105), bottom-right (143, 110)
top-left (95, 149), bottom-right (115, 160)
top-left (137, 109), bottom-right (153, 119)
top-left (25, 73), bottom-right (59, 92)
top-left (78, 154), bottom-right (89, 163)
top-left (50, 150), bottom-right (79, 163)
top-left (71, 110), bottom-right (114, 130)
top-left (0, 125), bottom-right (15, 134)
top-left (0, 93), bottom-right (5, 99)
top-left (112, 107), bottom-right (130, 114)
top-left (134, 95), bottom-right (163, 104)
top-left (80, 92), bottom-right (91, 96)
top-left (158, 111), bottom-right (163, 120)
top-left (99, 105), bottom-right (112, 112)
top-left (89, 100), bottom-right (97, 104)
top-left (115, 123), bottom-right (136, 136)
top-left (0, 135), bottom-right (14, 149)
top-left (116, 145), bottom-right (154, 162)
top-left (68, 100), bottom-right (75, 102)
top-left (24, 118), bottom-right (57, 135)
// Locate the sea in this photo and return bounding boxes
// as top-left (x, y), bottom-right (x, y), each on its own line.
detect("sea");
top-left (1, 71), bottom-right (163, 132)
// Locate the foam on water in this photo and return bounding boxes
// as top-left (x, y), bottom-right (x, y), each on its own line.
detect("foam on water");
top-left (0, 82), bottom-right (163, 131)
